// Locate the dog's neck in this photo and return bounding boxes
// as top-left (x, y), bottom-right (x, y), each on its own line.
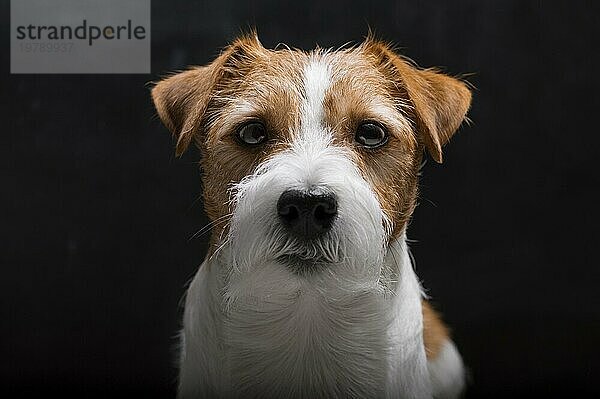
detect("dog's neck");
top-left (194, 234), bottom-right (431, 398)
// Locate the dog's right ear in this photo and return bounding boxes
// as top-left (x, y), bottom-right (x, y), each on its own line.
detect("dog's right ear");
top-left (361, 38), bottom-right (472, 163)
top-left (151, 34), bottom-right (265, 156)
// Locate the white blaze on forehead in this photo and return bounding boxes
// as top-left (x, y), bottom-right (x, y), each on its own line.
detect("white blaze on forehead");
top-left (300, 55), bottom-right (332, 138)
top-left (285, 55), bottom-right (337, 190)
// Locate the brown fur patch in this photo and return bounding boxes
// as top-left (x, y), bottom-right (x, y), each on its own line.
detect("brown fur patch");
top-left (153, 35), bottom-right (310, 247)
top-left (359, 38), bottom-right (472, 163)
top-left (200, 45), bottom-right (310, 245)
top-left (422, 301), bottom-right (450, 360)
top-left (321, 48), bottom-right (421, 238)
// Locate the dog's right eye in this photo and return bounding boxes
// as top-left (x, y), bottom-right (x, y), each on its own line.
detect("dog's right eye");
top-left (237, 122), bottom-right (267, 146)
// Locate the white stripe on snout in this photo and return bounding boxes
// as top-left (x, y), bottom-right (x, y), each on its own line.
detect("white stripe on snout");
top-left (300, 56), bottom-right (332, 138)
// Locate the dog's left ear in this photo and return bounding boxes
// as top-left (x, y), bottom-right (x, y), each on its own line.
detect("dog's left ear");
top-left (363, 40), bottom-right (472, 163)
top-left (151, 34), bottom-right (265, 156)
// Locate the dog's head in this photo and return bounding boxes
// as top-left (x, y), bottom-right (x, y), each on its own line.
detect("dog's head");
top-left (152, 34), bottom-right (470, 286)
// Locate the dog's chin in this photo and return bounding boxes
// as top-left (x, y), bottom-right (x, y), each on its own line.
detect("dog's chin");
top-left (276, 253), bottom-right (331, 275)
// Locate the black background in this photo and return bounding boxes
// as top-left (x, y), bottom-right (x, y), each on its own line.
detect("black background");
top-left (2, 1), bottom-right (599, 397)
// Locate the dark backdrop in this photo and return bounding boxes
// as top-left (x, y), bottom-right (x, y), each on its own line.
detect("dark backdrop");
top-left (2, 1), bottom-right (599, 397)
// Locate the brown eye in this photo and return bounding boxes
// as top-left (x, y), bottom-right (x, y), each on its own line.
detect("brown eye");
top-left (355, 122), bottom-right (388, 148)
top-left (237, 122), bottom-right (267, 146)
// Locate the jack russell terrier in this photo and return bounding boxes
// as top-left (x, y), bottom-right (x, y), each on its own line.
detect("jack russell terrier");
top-left (152, 33), bottom-right (472, 399)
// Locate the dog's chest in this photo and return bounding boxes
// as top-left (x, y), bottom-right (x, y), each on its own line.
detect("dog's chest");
top-left (222, 287), bottom-right (392, 398)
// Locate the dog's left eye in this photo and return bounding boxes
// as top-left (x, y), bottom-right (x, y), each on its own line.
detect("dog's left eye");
top-left (237, 122), bottom-right (267, 146)
top-left (355, 122), bottom-right (388, 148)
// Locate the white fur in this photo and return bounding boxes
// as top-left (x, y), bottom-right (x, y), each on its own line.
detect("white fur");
top-left (178, 238), bottom-right (432, 399)
top-left (428, 340), bottom-right (466, 399)
top-left (177, 56), bottom-right (464, 398)
top-left (301, 55), bottom-right (330, 134)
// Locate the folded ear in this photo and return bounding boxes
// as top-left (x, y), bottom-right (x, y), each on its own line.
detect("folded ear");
top-left (151, 33), bottom-right (264, 156)
top-left (362, 40), bottom-right (472, 163)
top-left (401, 67), bottom-right (472, 163)
top-left (151, 66), bottom-right (214, 156)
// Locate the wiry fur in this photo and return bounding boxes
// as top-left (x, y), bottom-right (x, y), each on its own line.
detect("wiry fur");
top-left (179, 237), bottom-right (429, 399)
top-left (152, 33), bottom-right (471, 399)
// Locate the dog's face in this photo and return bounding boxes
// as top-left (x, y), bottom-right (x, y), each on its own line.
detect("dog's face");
top-left (152, 35), bottom-right (470, 285)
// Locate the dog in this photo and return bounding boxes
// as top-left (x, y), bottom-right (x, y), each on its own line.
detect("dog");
top-left (152, 33), bottom-right (471, 399)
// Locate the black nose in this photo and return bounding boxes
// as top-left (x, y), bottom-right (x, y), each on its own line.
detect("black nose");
top-left (277, 190), bottom-right (337, 239)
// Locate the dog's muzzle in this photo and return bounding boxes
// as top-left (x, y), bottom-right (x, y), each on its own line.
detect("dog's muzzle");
top-left (277, 189), bottom-right (337, 239)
